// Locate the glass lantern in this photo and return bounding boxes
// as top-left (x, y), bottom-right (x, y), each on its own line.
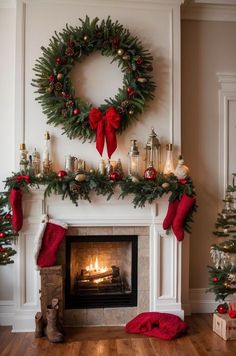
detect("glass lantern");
top-left (145, 128), bottom-right (161, 171)
top-left (163, 144), bottom-right (174, 175)
top-left (128, 139), bottom-right (139, 176)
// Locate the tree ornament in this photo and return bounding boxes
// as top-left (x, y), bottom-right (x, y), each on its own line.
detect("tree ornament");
top-left (162, 182), bottom-right (170, 189)
top-left (144, 166), bottom-right (157, 181)
top-left (75, 173), bottom-right (86, 182)
top-left (57, 170), bottom-right (67, 178)
top-left (137, 77), bottom-right (147, 83)
top-left (136, 56), bottom-right (144, 65)
top-left (48, 74), bottom-right (55, 82)
top-left (128, 109), bottom-right (134, 116)
top-left (213, 276), bottom-right (219, 283)
top-left (122, 54), bottom-right (130, 60)
top-left (55, 57), bottom-right (62, 65)
top-left (117, 48), bottom-right (124, 56)
top-left (73, 108), bottom-right (80, 115)
top-left (127, 86), bottom-right (135, 97)
top-left (32, 16), bottom-right (155, 146)
top-left (57, 73), bottom-right (63, 80)
top-left (109, 171), bottom-right (122, 181)
top-left (0, 232), bottom-right (7, 238)
top-left (174, 155), bottom-right (189, 180)
top-left (5, 213), bottom-right (12, 220)
top-left (217, 303), bottom-right (228, 314)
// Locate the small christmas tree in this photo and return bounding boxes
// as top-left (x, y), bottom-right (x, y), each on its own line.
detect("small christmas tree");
top-left (208, 181), bottom-right (236, 301)
top-left (0, 192), bottom-right (17, 265)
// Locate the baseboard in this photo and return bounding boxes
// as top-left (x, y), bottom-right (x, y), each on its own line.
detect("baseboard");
top-left (189, 288), bottom-right (218, 313)
top-left (0, 300), bottom-right (15, 326)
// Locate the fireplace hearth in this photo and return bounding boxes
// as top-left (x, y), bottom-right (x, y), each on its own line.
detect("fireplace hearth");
top-left (65, 235), bottom-right (138, 309)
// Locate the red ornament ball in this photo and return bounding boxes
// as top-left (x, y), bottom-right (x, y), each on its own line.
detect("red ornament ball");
top-left (5, 213), bottom-right (12, 220)
top-left (0, 232), bottom-right (7, 238)
top-left (136, 56), bottom-right (144, 65)
top-left (213, 276), bottom-right (219, 283)
top-left (0, 246), bottom-right (6, 253)
top-left (144, 166), bottom-right (157, 181)
top-left (73, 108), bottom-right (80, 115)
top-left (127, 87), bottom-right (135, 97)
top-left (109, 171), bottom-right (121, 181)
top-left (217, 303), bottom-right (228, 314)
top-left (48, 74), bottom-right (55, 82)
top-left (55, 57), bottom-right (62, 65)
top-left (57, 170), bottom-right (67, 178)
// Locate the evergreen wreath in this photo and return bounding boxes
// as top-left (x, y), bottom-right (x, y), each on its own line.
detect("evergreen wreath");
top-left (32, 16), bottom-right (155, 156)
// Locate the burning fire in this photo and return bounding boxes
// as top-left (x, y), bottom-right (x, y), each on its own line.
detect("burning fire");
top-left (86, 256), bottom-right (108, 274)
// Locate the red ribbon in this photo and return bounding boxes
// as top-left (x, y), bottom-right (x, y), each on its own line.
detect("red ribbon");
top-left (89, 107), bottom-right (120, 158)
top-left (14, 175), bottom-right (30, 183)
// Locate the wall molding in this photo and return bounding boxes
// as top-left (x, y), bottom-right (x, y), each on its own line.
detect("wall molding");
top-left (182, 1), bottom-right (236, 22)
top-left (217, 72), bottom-right (236, 203)
top-left (0, 300), bottom-right (15, 326)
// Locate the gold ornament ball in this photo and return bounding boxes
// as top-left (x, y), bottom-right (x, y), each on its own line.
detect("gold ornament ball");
top-left (36, 173), bottom-right (44, 179)
top-left (128, 109), bottom-right (134, 115)
top-left (75, 173), bottom-right (86, 182)
top-left (162, 182), bottom-right (170, 189)
top-left (83, 35), bottom-right (88, 41)
top-left (117, 48), bottom-right (124, 56)
top-left (122, 54), bottom-right (130, 60)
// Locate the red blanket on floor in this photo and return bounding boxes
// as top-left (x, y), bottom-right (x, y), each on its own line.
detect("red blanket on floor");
top-left (125, 312), bottom-right (188, 340)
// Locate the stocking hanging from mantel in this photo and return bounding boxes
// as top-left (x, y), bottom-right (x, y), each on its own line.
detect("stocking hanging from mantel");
top-left (33, 214), bottom-right (68, 269)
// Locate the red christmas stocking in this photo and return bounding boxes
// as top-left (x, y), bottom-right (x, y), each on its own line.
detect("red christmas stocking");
top-left (36, 219), bottom-right (68, 268)
top-left (172, 193), bottom-right (196, 241)
top-left (9, 188), bottom-right (23, 232)
top-left (163, 199), bottom-right (179, 230)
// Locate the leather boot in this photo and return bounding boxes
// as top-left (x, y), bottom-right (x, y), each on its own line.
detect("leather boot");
top-left (35, 312), bottom-right (44, 338)
top-left (45, 306), bottom-right (64, 343)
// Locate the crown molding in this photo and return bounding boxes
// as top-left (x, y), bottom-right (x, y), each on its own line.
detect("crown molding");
top-left (182, 1), bottom-right (236, 21)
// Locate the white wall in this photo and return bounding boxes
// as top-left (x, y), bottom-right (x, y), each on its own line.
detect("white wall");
top-left (181, 20), bottom-right (236, 289)
top-left (0, 4), bottom-right (16, 302)
top-left (0, 0), bottom-right (183, 324)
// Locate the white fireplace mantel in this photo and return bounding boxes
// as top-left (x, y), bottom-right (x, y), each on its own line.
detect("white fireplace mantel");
top-left (10, 189), bottom-right (188, 331)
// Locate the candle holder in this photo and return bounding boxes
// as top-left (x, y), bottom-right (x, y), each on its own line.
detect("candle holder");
top-left (128, 140), bottom-right (139, 176)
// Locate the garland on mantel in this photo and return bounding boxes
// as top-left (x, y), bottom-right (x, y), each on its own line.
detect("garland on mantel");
top-left (4, 171), bottom-right (197, 233)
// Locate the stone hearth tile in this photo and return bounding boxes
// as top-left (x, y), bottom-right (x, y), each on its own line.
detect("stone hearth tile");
top-left (67, 227), bottom-right (88, 235)
top-left (134, 226), bottom-right (149, 235)
top-left (138, 273), bottom-right (150, 291)
top-left (63, 309), bottom-right (87, 326)
top-left (138, 256), bottom-right (149, 275)
top-left (112, 227), bottom-right (135, 235)
top-left (123, 307), bottom-right (138, 324)
top-left (138, 236), bottom-right (149, 254)
top-left (138, 291), bottom-right (149, 313)
top-left (86, 308), bottom-right (104, 325)
top-left (86, 227), bottom-right (113, 235)
top-left (104, 308), bottom-right (125, 325)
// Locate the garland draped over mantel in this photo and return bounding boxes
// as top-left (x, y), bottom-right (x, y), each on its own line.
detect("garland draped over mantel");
top-left (4, 171), bottom-right (197, 233)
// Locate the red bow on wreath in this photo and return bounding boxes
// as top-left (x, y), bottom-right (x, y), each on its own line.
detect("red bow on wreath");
top-left (89, 106), bottom-right (120, 158)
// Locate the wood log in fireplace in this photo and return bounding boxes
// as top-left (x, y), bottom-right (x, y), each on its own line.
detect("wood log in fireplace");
top-left (78, 265), bottom-right (120, 281)
top-left (73, 265), bottom-right (124, 294)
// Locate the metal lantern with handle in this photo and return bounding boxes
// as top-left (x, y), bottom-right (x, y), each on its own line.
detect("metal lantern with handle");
top-left (145, 128), bottom-right (161, 171)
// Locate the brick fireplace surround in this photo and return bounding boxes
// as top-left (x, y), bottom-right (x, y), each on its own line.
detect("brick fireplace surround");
top-left (11, 189), bottom-right (188, 331)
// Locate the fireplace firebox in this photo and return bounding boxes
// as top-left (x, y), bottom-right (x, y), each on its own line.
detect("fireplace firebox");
top-left (65, 235), bottom-right (138, 309)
